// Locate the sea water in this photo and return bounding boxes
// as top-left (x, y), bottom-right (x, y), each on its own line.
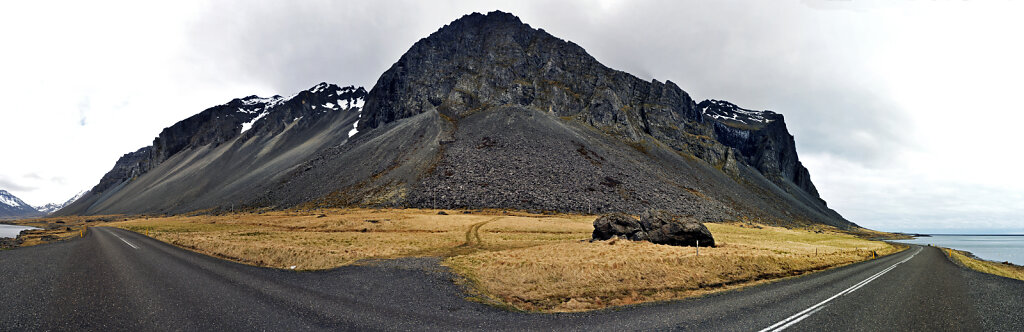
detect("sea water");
top-left (893, 235), bottom-right (1024, 265)
top-left (0, 224), bottom-right (40, 238)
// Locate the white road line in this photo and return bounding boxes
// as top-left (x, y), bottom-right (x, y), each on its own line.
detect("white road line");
top-left (110, 231), bottom-right (140, 249)
top-left (758, 247), bottom-right (922, 332)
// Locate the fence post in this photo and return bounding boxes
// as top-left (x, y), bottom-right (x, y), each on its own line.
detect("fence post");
top-left (696, 240), bottom-right (699, 257)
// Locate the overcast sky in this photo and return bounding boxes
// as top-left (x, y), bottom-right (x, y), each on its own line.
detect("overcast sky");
top-left (1, 0), bottom-right (1021, 233)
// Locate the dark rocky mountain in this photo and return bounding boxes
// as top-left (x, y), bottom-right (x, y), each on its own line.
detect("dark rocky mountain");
top-left (0, 190), bottom-right (42, 219)
top-left (59, 11), bottom-right (852, 229)
top-left (58, 84), bottom-right (367, 215)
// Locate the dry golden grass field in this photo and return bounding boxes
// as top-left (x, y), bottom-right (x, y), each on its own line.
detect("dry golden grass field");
top-left (944, 248), bottom-right (1024, 282)
top-left (10, 209), bottom-right (905, 312)
top-left (97, 209), bottom-right (902, 311)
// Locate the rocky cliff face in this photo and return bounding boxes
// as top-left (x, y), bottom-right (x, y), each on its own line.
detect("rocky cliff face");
top-left (699, 100), bottom-right (821, 200)
top-left (361, 12), bottom-right (702, 142)
top-left (91, 147), bottom-right (154, 195)
top-left (351, 11), bottom-right (846, 226)
top-left (63, 11), bottom-right (850, 228)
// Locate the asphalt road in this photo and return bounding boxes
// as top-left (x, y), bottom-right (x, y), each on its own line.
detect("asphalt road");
top-left (1, 227), bottom-right (1022, 331)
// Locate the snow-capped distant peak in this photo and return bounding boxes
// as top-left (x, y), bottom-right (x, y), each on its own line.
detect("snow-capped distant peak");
top-left (32, 190), bottom-right (89, 214)
top-left (311, 82), bottom-right (332, 94)
top-left (239, 95), bottom-right (285, 109)
top-left (0, 190), bottom-right (30, 208)
top-left (65, 190), bottom-right (87, 205)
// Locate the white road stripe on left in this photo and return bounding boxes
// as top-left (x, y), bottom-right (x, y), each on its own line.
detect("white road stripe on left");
top-left (111, 231), bottom-right (139, 249)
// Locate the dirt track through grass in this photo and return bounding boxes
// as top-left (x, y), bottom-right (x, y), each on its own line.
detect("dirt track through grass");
top-left (463, 218), bottom-right (496, 247)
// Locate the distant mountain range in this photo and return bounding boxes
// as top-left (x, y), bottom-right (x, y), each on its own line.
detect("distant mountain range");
top-left (0, 190), bottom-right (41, 219)
top-left (1, 189), bottom-right (88, 219)
top-left (34, 190), bottom-right (88, 214)
top-left (57, 11), bottom-right (853, 228)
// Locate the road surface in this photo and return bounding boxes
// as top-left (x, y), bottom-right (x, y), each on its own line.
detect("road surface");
top-left (1, 227), bottom-right (1022, 331)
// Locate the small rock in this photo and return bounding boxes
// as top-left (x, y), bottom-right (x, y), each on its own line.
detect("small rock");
top-left (437, 211), bottom-right (448, 215)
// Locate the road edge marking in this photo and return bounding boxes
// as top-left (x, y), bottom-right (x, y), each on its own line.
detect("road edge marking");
top-left (758, 247), bottom-right (922, 332)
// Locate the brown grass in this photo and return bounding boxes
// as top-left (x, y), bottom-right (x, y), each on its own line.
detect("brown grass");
top-left (4, 215), bottom-right (127, 247)
top-left (446, 222), bottom-right (903, 311)
top-left (14, 209), bottom-right (904, 312)
top-left (944, 248), bottom-right (1024, 281)
top-left (106, 209), bottom-right (593, 270)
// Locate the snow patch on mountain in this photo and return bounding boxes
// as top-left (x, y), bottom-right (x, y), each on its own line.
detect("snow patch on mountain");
top-left (348, 120), bottom-right (359, 137)
top-left (240, 111), bottom-right (269, 134)
top-left (0, 193), bottom-right (24, 207)
top-left (33, 190), bottom-right (89, 214)
top-left (701, 99), bottom-right (774, 125)
top-left (240, 96), bottom-right (285, 108)
top-left (349, 98), bottom-right (365, 109)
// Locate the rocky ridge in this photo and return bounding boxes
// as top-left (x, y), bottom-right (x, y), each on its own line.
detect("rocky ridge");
top-left (58, 84), bottom-right (367, 216)
top-left (61, 11), bottom-right (851, 229)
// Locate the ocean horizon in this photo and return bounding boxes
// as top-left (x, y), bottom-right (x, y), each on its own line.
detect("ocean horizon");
top-left (893, 234), bottom-right (1024, 266)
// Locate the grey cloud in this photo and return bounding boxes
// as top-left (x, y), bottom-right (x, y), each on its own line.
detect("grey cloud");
top-left (78, 96), bottom-right (89, 126)
top-left (184, 0), bottom-right (912, 168)
top-left (50, 176), bottom-right (67, 185)
top-left (815, 169), bottom-right (1024, 233)
top-left (0, 176), bottom-right (36, 192)
top-left (185, 0), bottom-right (447, 93)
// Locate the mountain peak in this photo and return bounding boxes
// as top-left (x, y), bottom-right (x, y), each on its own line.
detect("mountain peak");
top-left (359, 10), bottom-right (610, 131)
top-left (62, 11), bottom-right (851, 229)
top-left (0, 189), bottom-right (42, 219)
top-left (447, 10), bottom-right (524, 29)
top-left (699, 99), bottom-right (780, 129)
top-left (0, 190), bottom-right (27, 208)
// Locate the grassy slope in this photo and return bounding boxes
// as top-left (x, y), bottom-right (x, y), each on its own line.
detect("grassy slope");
top-left (943, 248), bottom-right (1024, 281)
top-left (16, 209), bottom-right (902, 312)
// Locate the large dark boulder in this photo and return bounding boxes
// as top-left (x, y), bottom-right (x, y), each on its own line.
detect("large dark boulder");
top-left (592, 210), bottom-right (715, 247)
top-left (593, 212), bottom-right (647, 241)
top-left (638, 210), bottom-right (715, 247)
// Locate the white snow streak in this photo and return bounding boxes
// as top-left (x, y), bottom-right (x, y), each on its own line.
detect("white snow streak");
top-left (240, 112), bottom-right (268, 134)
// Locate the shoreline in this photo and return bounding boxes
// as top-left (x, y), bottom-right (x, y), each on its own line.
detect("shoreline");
top-left (895, 234), bottom-right (1023, 266)
top-left (940, 246), bottom-right (1024, 281)
top-left (0, 225), bottom-right (39, 249)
